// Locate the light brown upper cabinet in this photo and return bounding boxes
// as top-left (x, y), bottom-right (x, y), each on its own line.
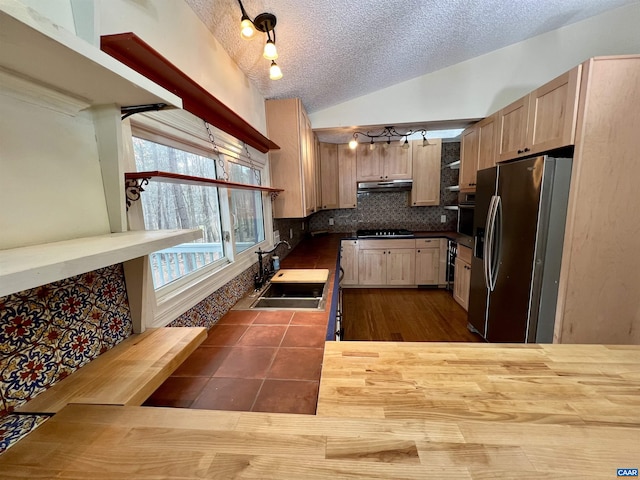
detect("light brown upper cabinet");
top-left (266, 98), bottom-right (318, 218)
top-left (497, 66), bottom-right (581, 162)
top-left (410, 138), bottom-right (442, 206)
top-left (356, 143), bottom-right (412, 181)
top-left (319, 142), bottom-right (339, 210)
top-left (460, 114), bottom-right (498, 191)
top-left (460, 126), bottom-right (479, 190)
top-left (337, 144), bottom-right (357, 209)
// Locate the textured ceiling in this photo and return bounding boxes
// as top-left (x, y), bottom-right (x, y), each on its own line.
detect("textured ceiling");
top-left (186, 0), bottom-right (636, 140)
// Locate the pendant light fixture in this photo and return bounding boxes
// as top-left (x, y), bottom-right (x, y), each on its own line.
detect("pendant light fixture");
top-left (237, 0), bottom-right (283, 80)
top-left (348, 126), bottom-right (429, 150)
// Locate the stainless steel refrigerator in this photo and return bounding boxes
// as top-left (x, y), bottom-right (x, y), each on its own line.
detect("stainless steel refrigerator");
top-left (467, 156), bottom-right (572, 343)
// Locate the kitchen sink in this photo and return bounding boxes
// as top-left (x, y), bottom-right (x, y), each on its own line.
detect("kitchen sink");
top-left (233, 280), bottom-right (328, 311)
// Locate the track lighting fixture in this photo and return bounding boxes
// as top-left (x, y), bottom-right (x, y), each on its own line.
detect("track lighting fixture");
top-left (348, 126), bottom-right (429, 150)
top-left (237, 0), bottom-right (282, 80)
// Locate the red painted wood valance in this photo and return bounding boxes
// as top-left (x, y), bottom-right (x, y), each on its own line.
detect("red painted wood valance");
top-left (101, 33), bottom-right (279, 153)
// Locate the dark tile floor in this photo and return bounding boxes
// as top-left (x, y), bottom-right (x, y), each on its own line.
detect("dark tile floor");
top-left (144, 310), bottom-right (328, 415)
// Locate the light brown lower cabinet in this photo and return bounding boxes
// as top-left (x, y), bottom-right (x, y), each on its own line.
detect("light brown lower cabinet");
top-left (415, 239), bottom-right (440, 285)
top-left (340, 240), bottom-right (359, 286)
top-left (356, 239), bottom-right (416, 286)
top-left (341, 238), bottom-right (449, 287)
top-left (453, 245), bottom-right (472, 311)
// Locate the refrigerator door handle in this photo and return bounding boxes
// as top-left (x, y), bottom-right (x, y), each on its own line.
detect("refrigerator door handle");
top-left (483, 195), bottom-right (498, 290)
top-left (489, 196), bottom-right (502, 292)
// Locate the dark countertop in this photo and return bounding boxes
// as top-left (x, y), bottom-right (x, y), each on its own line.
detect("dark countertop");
top-left (328, 230), bottom-right (473, 248)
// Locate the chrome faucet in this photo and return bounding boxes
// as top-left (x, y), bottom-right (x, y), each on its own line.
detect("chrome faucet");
top-left (254, 241), bottom-right (291, 289)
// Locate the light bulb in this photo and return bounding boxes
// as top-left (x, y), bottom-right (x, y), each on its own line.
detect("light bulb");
top-left (240, 18), bottom-right (255, 40)
top-left (382, 140), bottom-right (390, 149)
top-left (349, 138), bottom-right (358, 150)
top-left (369, 141), bottom-right (375, 151)
top-left (263, 40), bottom-right (278, 60)
top-left (269, 61), bottom-right (283, 80)
top-left (422, 136), bottom-right (429, 147)
top-left (402, 138), bottom-right (410, 150)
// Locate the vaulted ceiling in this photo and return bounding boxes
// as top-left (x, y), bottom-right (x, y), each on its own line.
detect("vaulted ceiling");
top-left (186, 0), bottom-right (638, 141)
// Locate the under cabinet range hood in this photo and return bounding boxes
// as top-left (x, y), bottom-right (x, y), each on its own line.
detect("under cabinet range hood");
top-left (357, 179), bottom-right (412, 193)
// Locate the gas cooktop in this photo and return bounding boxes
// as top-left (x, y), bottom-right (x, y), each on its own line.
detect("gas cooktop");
top-left (356, 229), bottom-right (414, 238)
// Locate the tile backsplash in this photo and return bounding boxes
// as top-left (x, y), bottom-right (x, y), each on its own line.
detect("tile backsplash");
top-left (309, 142), bottom-right (460, 232)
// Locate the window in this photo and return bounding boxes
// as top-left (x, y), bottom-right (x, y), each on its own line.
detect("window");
top-left (132, 138), bottom-right (226, 288)
top-left (228, 162), bottom-right (265, 254)
top-left (129, 113), bottom-right (271, 296)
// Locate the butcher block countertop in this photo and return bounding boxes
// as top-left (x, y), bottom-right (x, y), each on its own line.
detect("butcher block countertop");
top-left (2, 342), bottom-right (639, 478)
top-left (270, 268), bottom-right (330, 283)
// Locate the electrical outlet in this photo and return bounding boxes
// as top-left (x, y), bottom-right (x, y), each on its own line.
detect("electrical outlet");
top-left (440, 214), bottom-right (447, 223)
top-left (301, 222), bottom-right (305, 231)
top-left (289, 228), bottom-right (293, 239)
top-left (329, 218), bottom-right (334, 226)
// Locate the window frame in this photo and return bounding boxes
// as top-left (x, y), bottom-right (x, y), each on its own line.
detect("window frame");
top-left (123, 110), bottom-right (274, 327)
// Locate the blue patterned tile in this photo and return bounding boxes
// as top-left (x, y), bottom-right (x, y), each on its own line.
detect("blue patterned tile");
top-left (0, 414), bottom-right (49, 453)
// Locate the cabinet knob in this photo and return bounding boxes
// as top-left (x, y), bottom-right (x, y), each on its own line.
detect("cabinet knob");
top-left (380, 176), bottom-right (383, 179)
top-left (413, 202), bottom-right (416, 205)
top-left (353, 204), bottom-right (356, 207)
top-left (417, 250), bottom-right (420, 253)
top-left (323, 205), bottom-right (327, 208)
top-left (524, 147), bottom-right (530, 152)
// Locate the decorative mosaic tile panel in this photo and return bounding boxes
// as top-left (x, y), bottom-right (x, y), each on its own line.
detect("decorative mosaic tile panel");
top-left (309, 142), bottom-right (460, 233)
top-left (169, 264), bottom-right (259, 329)
top-left (0, 414), bottom-right (49, 453)
top-left (0, 264), bottom-right (133, 416)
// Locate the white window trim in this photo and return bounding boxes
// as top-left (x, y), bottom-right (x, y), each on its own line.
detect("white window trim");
top-left (124, 110), bottom-right (275, 327)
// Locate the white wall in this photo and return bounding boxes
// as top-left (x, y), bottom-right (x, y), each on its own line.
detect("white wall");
top-left (0, 90), bottom-right (111, 249)
top-left (98, 0), bottom-right (267, 134)
top-left (309, 3), bottom-right (640, 129)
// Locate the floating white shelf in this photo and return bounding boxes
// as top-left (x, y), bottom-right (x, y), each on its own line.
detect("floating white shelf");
top-left (443, 205), bottom-right (459, 211)
top-left (0, 0), bottom-right (182, 108)
top-left (446, 185), bottom-right (460, 192)
top-left (0, 229), bottom-right (201, 297)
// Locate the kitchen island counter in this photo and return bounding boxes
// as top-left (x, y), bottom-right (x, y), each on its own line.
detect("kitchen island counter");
top-left (2, 342), bottom-right (638, 478)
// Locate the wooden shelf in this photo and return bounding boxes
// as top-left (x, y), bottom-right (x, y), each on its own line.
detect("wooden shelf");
top-left (126, 171), bottom-right (284, 194)
top-left (0, 229), bottom-right (201, 297)
top-left (0, 0), bottom-right (181, 108)
top-left (101, 33), bottom-right (280, 154)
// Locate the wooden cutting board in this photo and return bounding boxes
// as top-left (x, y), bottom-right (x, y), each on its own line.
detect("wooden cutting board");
top-left (270, 269), bottom-right (330, 283)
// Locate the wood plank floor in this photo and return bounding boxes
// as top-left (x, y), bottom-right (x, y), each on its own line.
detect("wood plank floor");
top-left (343, 288), bottom-right (482, 342)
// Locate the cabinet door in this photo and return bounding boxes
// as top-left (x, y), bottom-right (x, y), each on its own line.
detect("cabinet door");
top-left (460, 126), bottom-right (479, 190)
top-left (415, 246), bottom-right (439, 285)
top-left (337, 144), bottom-right (357, 209)
top-left (300, 112), bottom-right (316, 216)
top-left (453, 257), bottom-right (471, 311)
top-left (319, 142), bottom-right (339, 210)
top-left (527, 66), bottom-right (581, 155)
top-left (497, 96), bottom-right (529, 162)
top-left (340, 240), bottom-right (359, 285)
top-left (358, 249), bottom-right (386, 285)
top-left (477, 114), bottom-right (498, 171)
top-left (266, 98), bottom-right (306, 219)
top-left (381, 143), bottom-right (412, 180)
top-left (411, 139), bottom-right (441, 206)
top-left (356, 144), bottom-right (383, 181)
top-left (386, 248), bottom-right (416, 285)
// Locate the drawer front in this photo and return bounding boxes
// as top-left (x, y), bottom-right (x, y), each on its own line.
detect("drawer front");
top-left (457, 245), bottom-right (472, 264)
top-left (415, 238), bottom-right (441, 248)
top-left (358, 239), bottom-right (416, 250)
